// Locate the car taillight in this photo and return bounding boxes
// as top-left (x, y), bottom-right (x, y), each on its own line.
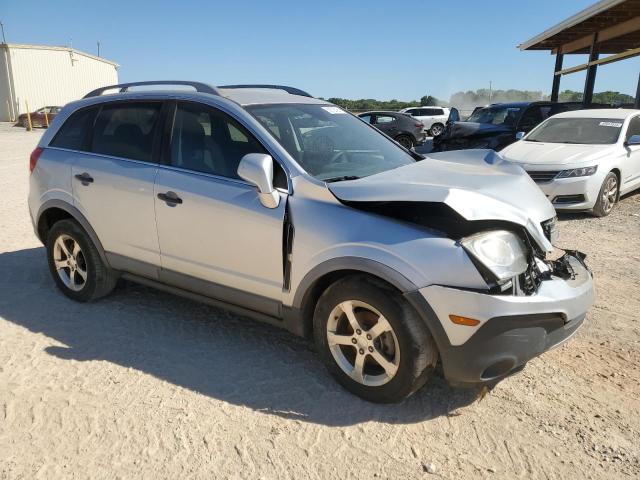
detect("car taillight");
top-left (29, 147), bottom-right (43, 173)
top-left (415, 123), bottom-right (424, 128)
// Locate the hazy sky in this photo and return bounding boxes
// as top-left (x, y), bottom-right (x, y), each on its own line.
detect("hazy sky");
top-left (2, 0), bottom-right (638, 101)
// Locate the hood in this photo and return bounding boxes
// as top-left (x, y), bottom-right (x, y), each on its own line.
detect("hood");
top-left (444, 121), bottom-right (513, 138)
top-left (501, 141), bottom-right (617, 166)
top-left (328, 149), bottom-right (556, 251)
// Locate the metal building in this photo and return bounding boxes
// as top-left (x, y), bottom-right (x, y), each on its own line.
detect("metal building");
top-left (0, 43), bottom-right (119, 122)
top-left (519, 0), bottom-right (640, 107)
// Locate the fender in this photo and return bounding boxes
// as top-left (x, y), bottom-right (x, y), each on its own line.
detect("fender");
top-left (36, 199), bottom-right (111, 268)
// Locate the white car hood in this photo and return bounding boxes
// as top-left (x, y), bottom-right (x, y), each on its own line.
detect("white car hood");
top-left (501, 141), bottom-right (616, 166)
top-left (328, 149), bottom-right (556, 251)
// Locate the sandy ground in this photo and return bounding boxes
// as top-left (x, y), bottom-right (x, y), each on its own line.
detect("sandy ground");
top-left (0, 122), bottom-right (639, 480)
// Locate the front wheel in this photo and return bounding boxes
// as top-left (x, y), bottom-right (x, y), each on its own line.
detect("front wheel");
top-left (592, 172), bottom-right (619, 217)
top-left (46, 219), bottom-right (118, 302)
top-left (313, 275), bottom-right (438, 403)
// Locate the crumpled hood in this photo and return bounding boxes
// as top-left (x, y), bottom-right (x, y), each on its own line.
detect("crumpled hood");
top-left (444, 121), bottom-right (513, 138)
top-left (328, 149), bottom-right (556, 251)
top-left (501, 141), bottom-right (617, 166)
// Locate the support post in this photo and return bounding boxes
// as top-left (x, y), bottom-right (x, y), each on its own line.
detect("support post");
top-left (635, 72), bottom-right (640, 109)
top-left (551, 52), bottom-right (564, 102)
top-left (583, 33), bottom-right (599, 105)
top-left (25, 100), bottom-right (32, 131)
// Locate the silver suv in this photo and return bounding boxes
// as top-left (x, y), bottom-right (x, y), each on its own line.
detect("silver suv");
top-left (28, 81), bottom-right (595, 403)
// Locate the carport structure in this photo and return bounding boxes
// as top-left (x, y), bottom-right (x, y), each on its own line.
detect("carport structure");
top-left (519, 0), bottom-right (640, 107)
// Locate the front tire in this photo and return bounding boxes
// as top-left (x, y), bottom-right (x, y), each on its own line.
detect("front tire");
top-left (313, 275), bottom-right (438, 403)
top-left (592, 171), bottom-right (619, 217)
top-left (46, 219), bottom-right (118, 302)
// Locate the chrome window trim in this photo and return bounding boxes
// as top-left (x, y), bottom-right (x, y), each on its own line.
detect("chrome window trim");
top-left (45, 146), bottom-right (160, 167)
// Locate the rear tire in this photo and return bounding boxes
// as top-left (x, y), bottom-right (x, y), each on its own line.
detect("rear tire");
top-left (46, 219), bottom-right (118, 302)
top-left (429, 123), bottom-right (444, 137)
top-left (313, 275), bottom-right (438, 403)
top-left (592, 171), bottom-right (619, 217)
top-left (395, 135), bottom-right (414, 149)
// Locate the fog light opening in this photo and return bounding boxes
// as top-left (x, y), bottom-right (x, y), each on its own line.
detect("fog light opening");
top-left (481, 359), bottom-right (516, 380)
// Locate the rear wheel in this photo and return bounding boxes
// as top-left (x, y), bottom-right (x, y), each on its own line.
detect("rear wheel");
top-left (46, 219), bottom-right (118, 302)
top-left (395, 135), bottom-right (413, 149)
top-left (429, 123), bottom-right (444, 137)
top-left (313, 275), bottom-right (438, 403)
top-left (592, 172), bottom-right (619, 217)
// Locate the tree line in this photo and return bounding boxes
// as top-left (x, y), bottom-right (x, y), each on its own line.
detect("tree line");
top-left (323, 89), bottom-right (635, 112)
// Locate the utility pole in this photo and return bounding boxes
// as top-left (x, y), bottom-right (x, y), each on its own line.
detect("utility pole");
top-left (0, 21), bottom-right (7, 44)
top-left (489, 81), bottom-right (493, 103)
top-left (97, 41), bottom-right (100, 57)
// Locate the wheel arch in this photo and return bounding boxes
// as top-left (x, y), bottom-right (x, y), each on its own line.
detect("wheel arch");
top-left (285, 257), bottom-right (418, 338)
top-left (36, 200), bottom-right (110, 267)
top-left (610, 167), bottom-right (621, 199)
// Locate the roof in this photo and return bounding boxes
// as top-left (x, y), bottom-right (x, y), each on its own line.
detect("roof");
top-left (553, 108), bottom-right (639, 119)
top-left (358, 111), bottom-right (408, 116)
top-left (0, 43), bottom-right (119, 67)
top-left (218, 88), bottom-right (327, 106)
top-left (519, 0), bottom-right (640, 54)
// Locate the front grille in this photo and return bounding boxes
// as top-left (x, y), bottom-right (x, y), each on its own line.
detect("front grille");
top-left (527, 170), bottom-right (560, 183)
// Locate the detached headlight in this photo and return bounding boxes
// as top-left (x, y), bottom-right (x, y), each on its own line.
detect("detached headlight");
top-left (556, 166), bottom-right (598, 178)
top-left (461, 230), bottom-right (528, 281)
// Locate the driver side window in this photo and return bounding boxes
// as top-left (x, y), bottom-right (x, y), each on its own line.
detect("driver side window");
top-left (626, 116), bottom-right (640, 141)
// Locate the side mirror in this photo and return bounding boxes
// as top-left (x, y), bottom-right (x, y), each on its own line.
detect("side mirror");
top-left (625, 134), bottom-right (640, 146)
top-left (515, 131), bottom-right (526, 140)
top-left (237, 153), bottom-right (280, 209)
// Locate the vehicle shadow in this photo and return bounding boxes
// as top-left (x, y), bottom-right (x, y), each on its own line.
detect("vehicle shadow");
top-left (0, 247), bottom-right (478, 427)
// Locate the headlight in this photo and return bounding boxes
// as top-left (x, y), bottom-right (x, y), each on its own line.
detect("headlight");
top-left (461, 230), bottom-right (528, 281)
top-left (556, 166), bottom-right (597, 178)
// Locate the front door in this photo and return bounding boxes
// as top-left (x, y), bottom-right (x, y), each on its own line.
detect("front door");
top-left (154, 101), bottom-right (286, 315)
top-left (622, 115), bottom-right (640, 192)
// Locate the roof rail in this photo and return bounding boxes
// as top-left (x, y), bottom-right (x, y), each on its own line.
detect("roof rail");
top-left (218, 84), bottom-right (313, 98)
top-left (83, 81), bottom-right (221, 98)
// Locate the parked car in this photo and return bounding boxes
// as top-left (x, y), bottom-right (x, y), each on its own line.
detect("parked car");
top-left (357, 111), bottom-right (427, 149)
top-left (18, 106), bottom-right (62, 128)
top-left (431, 101), bottom-right (609, 152)
top-left (501, 109), bottom-right (640, 217)
top-left (399, 106), bottom-right (450, 136)
top-left (29, 81), bottom-right (594, 403)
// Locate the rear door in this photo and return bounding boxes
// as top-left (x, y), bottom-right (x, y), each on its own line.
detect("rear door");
top-left (153, 101), bottom-right (287, 314)
top-left (67, 101), bottom-right (163, 271)
top-left (372, 114), bottom-right (398, 137)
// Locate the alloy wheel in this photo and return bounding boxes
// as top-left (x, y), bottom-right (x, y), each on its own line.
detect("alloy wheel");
top-left (53, 234), bottom-right (88, 291)
top-left (326, 300), bottom-right (400, 387)
top-left (601, 175), bottom-right (618, 214)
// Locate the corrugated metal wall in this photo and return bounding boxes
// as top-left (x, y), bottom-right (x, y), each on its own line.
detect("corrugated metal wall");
top-left (0, 45), bottom-right (118, 122)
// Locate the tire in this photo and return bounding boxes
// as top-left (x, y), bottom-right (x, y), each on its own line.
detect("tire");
top-left (592, 171), bottom-right (619, 217)
top-left (429, 123), bottom-right (444, 137)
top-left (46, 219), bottom-right (118, 302)
top-left (313, 275), bottom-right (438, 403)
top-left (395, 135), bottom-right (414, 149)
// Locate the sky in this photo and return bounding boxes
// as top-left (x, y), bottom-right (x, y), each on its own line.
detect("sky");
top-left (1, 0), bottom-right (638, 101)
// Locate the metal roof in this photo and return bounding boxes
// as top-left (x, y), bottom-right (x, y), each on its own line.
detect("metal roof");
top-left (519, 0), bottom-right (640, 54)
top-left (1, 43), bottom-right (119, 67)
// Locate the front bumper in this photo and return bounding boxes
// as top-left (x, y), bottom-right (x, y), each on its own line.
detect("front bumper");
top-left (535, 175), bottom-right (602, 210)
top-left (410, 253), bottom-right (594, 386)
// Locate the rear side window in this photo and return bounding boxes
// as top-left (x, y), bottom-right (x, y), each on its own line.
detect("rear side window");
top-left (375, 115), bottom-right (396, 124)
top-left (91, 103), bottom-right (162, 162)
top-left (50, 107), bottom-right (98, 150)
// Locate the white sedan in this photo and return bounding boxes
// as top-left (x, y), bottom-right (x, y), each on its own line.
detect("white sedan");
top-left (501, 109), bottom-right (640, 216)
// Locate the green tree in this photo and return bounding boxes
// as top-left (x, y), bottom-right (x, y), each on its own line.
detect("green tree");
top-left (420, 95), bottom-right (438, 106)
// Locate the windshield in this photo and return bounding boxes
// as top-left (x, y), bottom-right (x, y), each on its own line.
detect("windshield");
top-left (526, 117), bottom-right (623, 145)
top-left (467, 106), bottom-right (522, 126)
top-left (247, 104), bottom-right (416, 181)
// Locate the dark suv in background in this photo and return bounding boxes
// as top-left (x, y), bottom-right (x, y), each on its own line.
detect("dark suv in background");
top-left (432, 101), bottom-right (608, 152)
top-left (358, 111), bottom-right (427, 149)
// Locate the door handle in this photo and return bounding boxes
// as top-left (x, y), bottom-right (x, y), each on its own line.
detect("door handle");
top-left (74, 172), bottom-right (94, 184)
top-left (157, 191), bottom-right (183, 205)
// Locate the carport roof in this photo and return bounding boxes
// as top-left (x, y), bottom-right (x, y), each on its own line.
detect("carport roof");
top-left (519, 0), bottom-right (640, 54)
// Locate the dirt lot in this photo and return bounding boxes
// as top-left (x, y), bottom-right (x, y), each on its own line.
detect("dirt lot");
top-left (1, 123), bottom-right (639, 479)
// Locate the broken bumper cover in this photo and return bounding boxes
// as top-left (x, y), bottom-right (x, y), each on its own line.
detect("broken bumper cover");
top-left (408, 253), bottom-right (595, 387)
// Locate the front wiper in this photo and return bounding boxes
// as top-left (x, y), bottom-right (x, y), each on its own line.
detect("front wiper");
top-left (323, 175), bottom-right (361, 183)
